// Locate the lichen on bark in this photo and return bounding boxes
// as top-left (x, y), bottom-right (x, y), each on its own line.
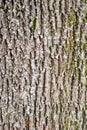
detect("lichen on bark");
top-left (0, 0), bottom-right (87, 130)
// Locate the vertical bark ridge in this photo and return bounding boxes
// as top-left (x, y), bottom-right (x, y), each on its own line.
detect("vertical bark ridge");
top-left (0, 0), bottom-right (87, 129)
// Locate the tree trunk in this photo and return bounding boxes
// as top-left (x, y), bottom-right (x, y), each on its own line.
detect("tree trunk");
top-left (0, 0), bottom-right (87, 130)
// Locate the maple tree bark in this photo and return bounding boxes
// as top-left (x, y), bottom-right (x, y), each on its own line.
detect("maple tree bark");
top-left (0, 0), bottom-right (87, 130)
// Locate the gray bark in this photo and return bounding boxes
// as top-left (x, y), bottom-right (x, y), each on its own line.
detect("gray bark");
top-left (0, 0), bottom-right (87, 130)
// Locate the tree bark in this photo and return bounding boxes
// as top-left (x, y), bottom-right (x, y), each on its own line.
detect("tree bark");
top-left (0, 0), bottom-right (87, 130)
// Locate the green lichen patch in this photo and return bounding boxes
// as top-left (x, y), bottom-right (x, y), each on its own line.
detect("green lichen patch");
top-left (66, 10), bottom-right (76, 27)
top-left (83, 8), bottom-right (87, 24)
top-left (3, 9), bottom-right (8, 27)
top-left (82, 36), bottom-right (87, 54)
top-left (84, 59), bottom-right (87, 90)
top-left (30, 14), bottom-right (37, 38)
top-left (24, 114), bottom-right (29, 130)
top-left (85, 101), bottom-right (87, 109)
top-left (64, 119), bottom-right (68, 129)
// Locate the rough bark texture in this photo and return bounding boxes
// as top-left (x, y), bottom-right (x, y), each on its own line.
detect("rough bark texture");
top-left (0, 0), bottom-right (87, 130)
